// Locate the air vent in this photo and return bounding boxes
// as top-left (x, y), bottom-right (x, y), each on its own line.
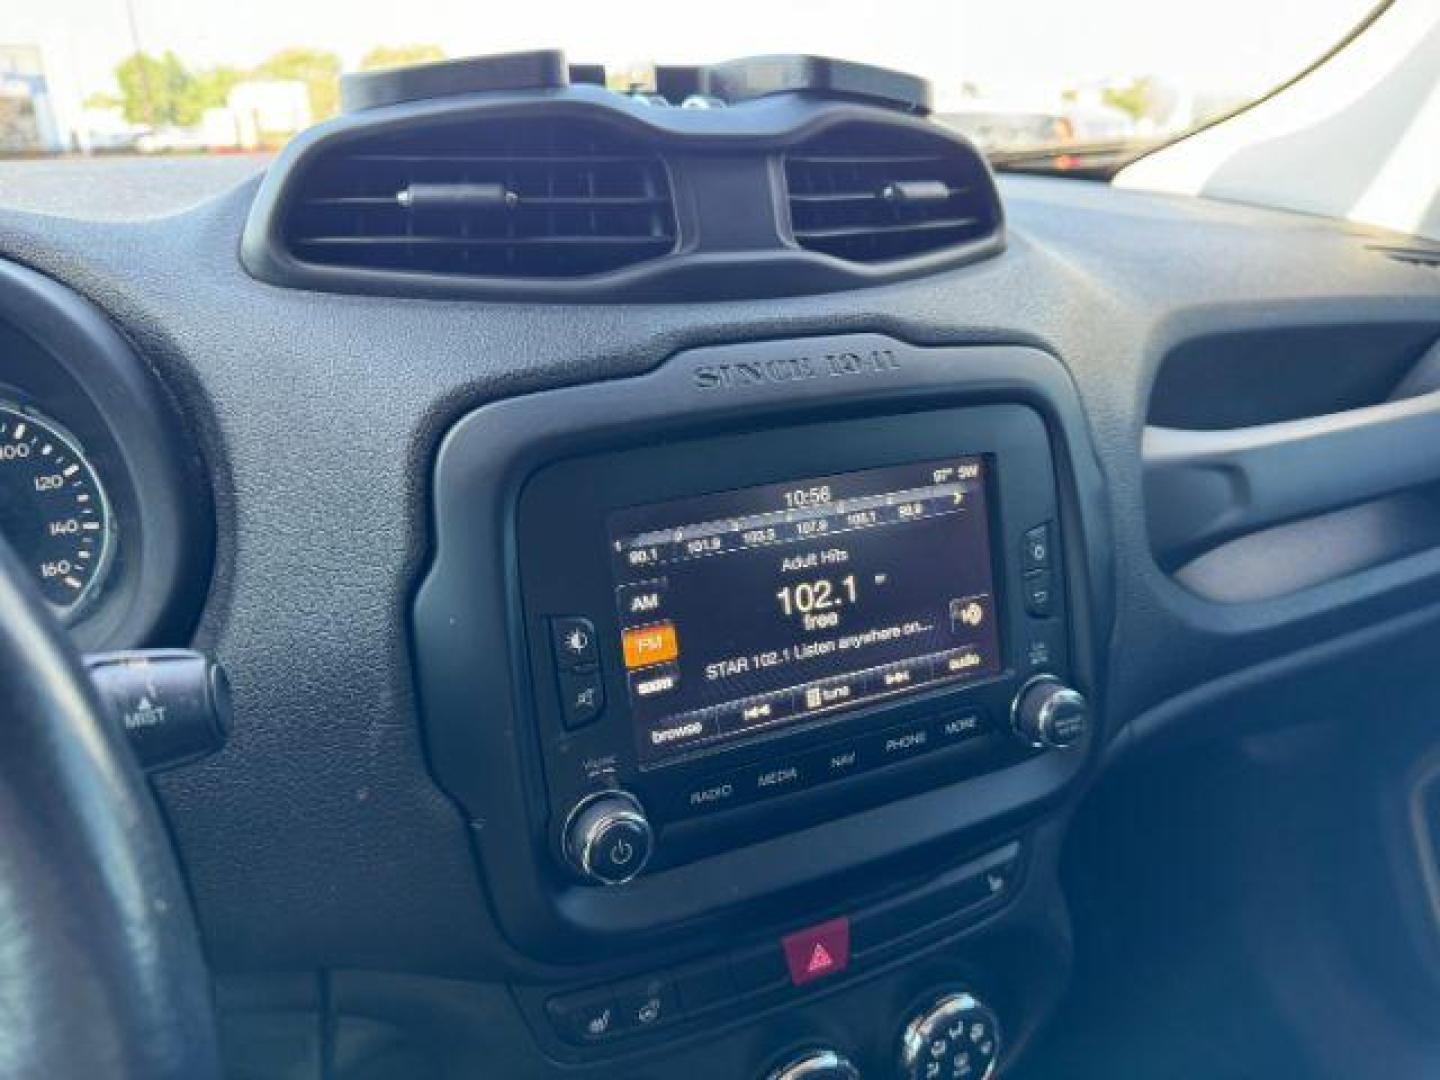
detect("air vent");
top-left (1370, 243), bottom-right (1440, 271)
top-left (283, 117), bottom-right (677, 278)
top-left (785, 123), bottom-right (1000, 264)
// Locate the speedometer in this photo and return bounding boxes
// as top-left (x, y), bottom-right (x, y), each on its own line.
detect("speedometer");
top-left (0, 403), bottom-right (114, 614)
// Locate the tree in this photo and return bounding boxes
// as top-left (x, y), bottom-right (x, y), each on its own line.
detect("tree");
top-left (113, 53), bottom-right (243, 128)
top-left (1103, 77), bottom-right (1157, 122)
top-left (83, 91), bottom-right (122, 110)
top-left (115, 51), bottom-right (194, 127)
top-left (254, 47), bottom-right (342, 121)
top-left (185, 65), bottom-right (243, 118)
top-left (359, 44), bottom-right (445, 71)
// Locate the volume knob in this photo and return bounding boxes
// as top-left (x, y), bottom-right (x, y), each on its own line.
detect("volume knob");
top-left (1011, 674), bottom-right (1089, 749)
top-left (563, 790), bottom-right (654, 885)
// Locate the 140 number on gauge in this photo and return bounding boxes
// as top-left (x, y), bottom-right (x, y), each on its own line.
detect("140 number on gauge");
top-left (0, 404), bottom-right (113, 614)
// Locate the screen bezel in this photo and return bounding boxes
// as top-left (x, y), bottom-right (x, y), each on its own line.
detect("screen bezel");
top-left (415, 336), bottom-right (1105, 951)
top-left (516, 402), bottom-right (1070, 857)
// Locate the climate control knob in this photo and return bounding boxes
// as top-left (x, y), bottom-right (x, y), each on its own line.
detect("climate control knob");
top-left (1011, 674), bottom-right (1089, 750)
top-left (898, 991), bottom-right (1001, 1080)
top-left (764, 1048), bottom-right (861, 1080)
top-left (563, 790), bottom-right (654, 885)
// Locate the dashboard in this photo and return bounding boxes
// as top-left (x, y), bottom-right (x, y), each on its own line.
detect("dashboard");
top-left (0, 50), bottom-right (1438, 1080)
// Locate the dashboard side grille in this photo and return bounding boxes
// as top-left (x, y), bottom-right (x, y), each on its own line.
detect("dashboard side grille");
top-left (283, 118), bottom-right (677, 278)
top-left (784, 123), bottom-right (1000, 264)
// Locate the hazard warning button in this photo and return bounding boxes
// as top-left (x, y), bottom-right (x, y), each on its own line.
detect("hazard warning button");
top-left (781, 917), bottom-right (851, 987)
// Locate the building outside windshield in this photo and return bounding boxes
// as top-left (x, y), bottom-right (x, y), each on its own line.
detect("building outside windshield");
top-left (2, 0), bottom-right (1380, 167)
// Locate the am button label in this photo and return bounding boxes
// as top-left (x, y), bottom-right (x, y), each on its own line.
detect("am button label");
top-left (618, 579), bottom-right (668, 620)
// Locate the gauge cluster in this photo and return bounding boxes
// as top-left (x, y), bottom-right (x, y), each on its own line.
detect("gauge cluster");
top-left (0, 403), bottom-right (115, 615)
top-left (0, 259), bottom-right (213, 651)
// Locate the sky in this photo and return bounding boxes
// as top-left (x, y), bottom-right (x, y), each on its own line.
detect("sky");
top-left (7, 0), bottom-right (1378, 108)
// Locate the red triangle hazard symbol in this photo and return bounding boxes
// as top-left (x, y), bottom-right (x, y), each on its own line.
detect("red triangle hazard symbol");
top-left (806, 942), bottom-right (834, 974)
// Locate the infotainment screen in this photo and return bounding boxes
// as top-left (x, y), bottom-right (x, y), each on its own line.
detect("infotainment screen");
top-left (608, 456), bottom-right (1002, 765)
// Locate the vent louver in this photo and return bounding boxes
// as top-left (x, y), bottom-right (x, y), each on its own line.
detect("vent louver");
top-left (1371, 243), bottom-right (1440, 271)
top-left (785, 123), bottom-right (1000, 264)
top-left (283, 117), bottom-right (677, 278)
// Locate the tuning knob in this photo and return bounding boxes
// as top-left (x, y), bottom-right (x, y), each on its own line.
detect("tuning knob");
top-left (898, 991), bottom-right (1001, 1080)
top-left (764, 1048), bottom-right (861, 1080)
top-left (563, 790), bottom-right (654, 885)
top-left (1011, 674), bottom-right (1089, 750)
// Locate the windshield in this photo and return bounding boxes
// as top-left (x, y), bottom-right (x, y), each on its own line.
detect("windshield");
top-left (3, 0), bottom-right (1380, 169)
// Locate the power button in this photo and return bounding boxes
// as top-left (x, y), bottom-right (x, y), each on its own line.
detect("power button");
top-left (604, 831), bottom-right (640, 872)
top-left (563, 790), bottom-right (654, 885)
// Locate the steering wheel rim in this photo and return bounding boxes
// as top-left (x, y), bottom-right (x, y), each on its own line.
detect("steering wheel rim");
top-left (0, 538), bottom-right (220, 1079)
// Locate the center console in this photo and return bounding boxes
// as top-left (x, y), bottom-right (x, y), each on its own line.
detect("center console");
top-left (412, 334), bottom-right (1110, 1076)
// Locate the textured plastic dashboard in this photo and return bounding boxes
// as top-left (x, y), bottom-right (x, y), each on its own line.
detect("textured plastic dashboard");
top-left (0, 161), bottom-right (1436, 980)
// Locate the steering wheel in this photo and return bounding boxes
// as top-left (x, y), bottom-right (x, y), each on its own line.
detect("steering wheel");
top-left (0, 538), bottom-right (220, 1078)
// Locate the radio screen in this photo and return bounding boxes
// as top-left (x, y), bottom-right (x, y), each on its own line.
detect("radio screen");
top-left (608, 456), bottom-right (1002, 765)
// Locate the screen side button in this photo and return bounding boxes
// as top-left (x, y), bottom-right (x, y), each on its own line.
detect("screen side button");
top-left (550, 617), bottom-right (599, 671)
top-left (558, 669), bottom-right (605, 730)
top-left (1022, 523), bottom-right (1052, 571)
top-left (1023, 570), bottom-right (1055, 617)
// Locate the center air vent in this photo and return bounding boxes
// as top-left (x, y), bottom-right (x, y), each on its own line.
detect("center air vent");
top-left (784, 123), bottom-right (1000, 264)
top-left (245, 88), bottom-right (1007, 299)
top-left (282, 117), bottom-right (676, 278)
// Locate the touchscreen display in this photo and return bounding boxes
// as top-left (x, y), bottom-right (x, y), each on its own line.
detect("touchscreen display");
top-left (608, 456), bottom-right (1002, 764)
